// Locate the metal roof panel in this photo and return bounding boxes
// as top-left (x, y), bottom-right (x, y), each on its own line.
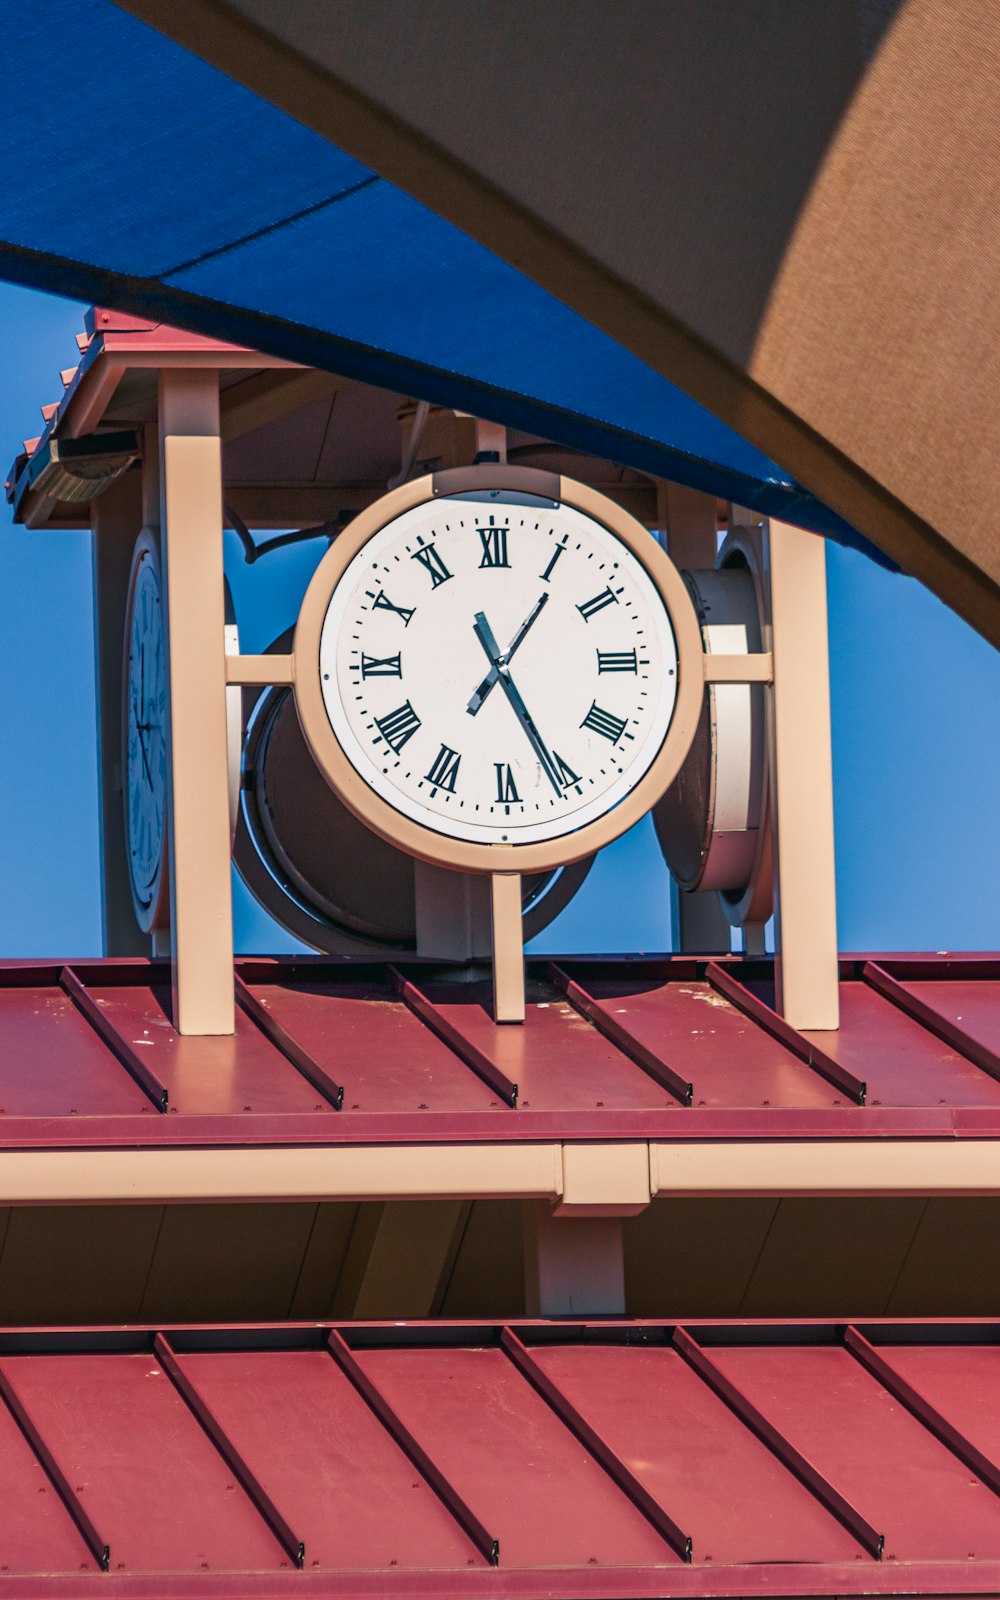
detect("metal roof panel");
top-left (0, 958), bottom-right (998, 1147)
top-left (711, 1342), bottom-right (1000, 1560)
top-left (0, 1320), bottom-right (996, 1591)
top-left (0, 1352), bottom-right (290, 1573)
top-left (169, 1348), bottom-right (486, 1570)
top-left (354, 1343), bottom-right (680, 1569)
top-left (525, 1343), bottom-right (860, 1564)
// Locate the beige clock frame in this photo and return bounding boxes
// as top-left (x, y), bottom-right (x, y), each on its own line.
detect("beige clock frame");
top-left (121, 527), bottom-right (168, 934)
top-left (291, 467), bottom-right (710, 1020)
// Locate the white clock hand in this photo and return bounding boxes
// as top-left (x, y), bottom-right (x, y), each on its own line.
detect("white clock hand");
top-left (473, 612), bottom-right (563, 797)
top-left (467, 592), bottom-right (548, 716)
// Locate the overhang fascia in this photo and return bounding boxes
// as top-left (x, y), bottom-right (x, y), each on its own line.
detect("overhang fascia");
top-left (2, 1138), bottom-right (1000, 1206)
top-left (8, 313), bottom-right (302, 526)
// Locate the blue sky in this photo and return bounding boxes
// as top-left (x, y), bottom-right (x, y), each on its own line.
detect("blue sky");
top-left (1, 282), bottom-right (998, 957)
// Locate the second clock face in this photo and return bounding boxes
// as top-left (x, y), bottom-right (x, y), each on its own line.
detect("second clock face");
top-left (318, 492), bottom-right (679, 846)
top-left (125, 547), bottom-right (167, 911)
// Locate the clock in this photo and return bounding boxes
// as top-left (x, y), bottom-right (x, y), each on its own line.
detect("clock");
top-left (293, 466), bottom-right (702, 876)
top-left (122, 529), bottom-right (167, 930)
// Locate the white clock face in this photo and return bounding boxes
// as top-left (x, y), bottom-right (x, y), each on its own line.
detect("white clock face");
top-left (318, 492), bottom-right (679, 846)
top-left (125, 549), bottom-right (167, 907)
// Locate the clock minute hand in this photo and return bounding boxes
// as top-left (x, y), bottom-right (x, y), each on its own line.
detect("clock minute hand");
top-left (131, 693), bottom-right (155, 789)
top-left (473, 613), bottom-right (563, 797)
top-left (467, 591), bottom-right (548, 716)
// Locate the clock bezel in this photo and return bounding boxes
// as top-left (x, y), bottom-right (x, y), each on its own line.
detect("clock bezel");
top-left (293, 466), bottom-right (704, 875)
top-left (121, 527), bottom-right (168, 931)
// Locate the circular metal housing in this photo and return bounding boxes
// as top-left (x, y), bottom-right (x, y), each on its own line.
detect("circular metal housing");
top-left (654, 532), bottom-right (772, 926)
top-left (235, 683), bottom-right (594, 952)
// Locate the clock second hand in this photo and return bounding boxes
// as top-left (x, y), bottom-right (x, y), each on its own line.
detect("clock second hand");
top-left (467, 591), bottom-right (548, 716)
top-left (472, 612), bottom-right (564, 797)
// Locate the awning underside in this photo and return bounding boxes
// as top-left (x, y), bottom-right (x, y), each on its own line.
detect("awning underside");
top-left (0, 0), bottom-right (889, 563)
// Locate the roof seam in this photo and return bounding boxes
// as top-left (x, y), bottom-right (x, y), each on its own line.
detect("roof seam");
top-left (161, 173), bottom-right (380, 278)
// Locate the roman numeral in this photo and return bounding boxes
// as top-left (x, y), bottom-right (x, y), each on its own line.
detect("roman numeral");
top-left (494, 763), bottom-right (521, 804)
top-left (577, 586), bottom-right (619, 622)
top-left (361, 653), bottom-right (402, 678)
top-left (540, 536), bottom-right (568, 583)
top-left (552, 751), bottom-right (582, 790)
top-left (597, 649), bottom-right (638, 673)
top-left (580, 702), bottom-right (627, 744)
top-left (478, 519), bottom-right (510, 568)
top-left (411, 540), bottom-right (453, 588)
top-left (375, 700), bottom-right (421, 754)
top-left (371, 589), bottom-right (415, 627)
top-left (426, 743), bottom-right (461, 793)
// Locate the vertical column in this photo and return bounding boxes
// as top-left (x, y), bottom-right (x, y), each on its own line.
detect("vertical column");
top-left (491, 872), bottom-right (525, 1023)
top-left (768, 519), bottom-right (839, 1029)
top-left (158, 369), bottom-right (234, 1034)
top-left (658, 480), bottom-right (718, 571)
top-left (523, 1205), bottom-right (625, 1315)
top-left (658, 481), bottom-right (732, 952)
top-left (91, 472), bottom-right (149, 955)
top-left (414, 860), bottom-right (492, 959)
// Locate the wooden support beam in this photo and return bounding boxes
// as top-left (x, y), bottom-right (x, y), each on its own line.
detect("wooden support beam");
top-left (703, 652), bottom-right (773, 682)
top-left (159, 369), bottom-right (234, 1035)
top-left (329, 1200), bottom-right (470, 1318)
top-left (225, 653), bottom-right (294, 686)
top-left (658, 481), bottom-right (719, 570)
top-left (491, 872), bottom-right (525, 1022)
top-left (219, 368), bottom-right (346, 442)
top-left (768, 519), bottom-right (839, 1030)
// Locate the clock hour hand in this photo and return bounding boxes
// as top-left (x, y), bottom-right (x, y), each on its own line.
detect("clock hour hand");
top-left (473, 612), bottom-right (563, 797)
top-left (132, 703), bottom-right (154, 789)
top-left (467, 592), bottom-right (548, 716)
top-left (138, 732), bottom-right (154, 790)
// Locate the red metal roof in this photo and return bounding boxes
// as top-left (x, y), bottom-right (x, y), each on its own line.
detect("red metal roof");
top-left (1, 956), bottom-right (1000, 1145)
top-left (0, 1317), bottom-right (999, 1594)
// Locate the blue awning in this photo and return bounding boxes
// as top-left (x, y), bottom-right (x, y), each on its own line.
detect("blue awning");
top-left (0, 0), bottom-right (889, 563)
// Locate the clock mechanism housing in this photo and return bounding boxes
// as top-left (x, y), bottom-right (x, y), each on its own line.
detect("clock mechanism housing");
top-left (654, 529), bottom-right (773, 929)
